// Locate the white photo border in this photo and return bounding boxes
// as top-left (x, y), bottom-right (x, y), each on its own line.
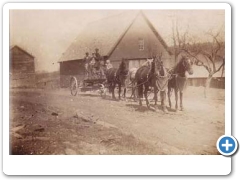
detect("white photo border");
top-left (3, 2), bottom-right (231, 175)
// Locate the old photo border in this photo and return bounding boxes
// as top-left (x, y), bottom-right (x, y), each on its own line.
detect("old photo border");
top-left (3, 2), bottom-right (231, 175)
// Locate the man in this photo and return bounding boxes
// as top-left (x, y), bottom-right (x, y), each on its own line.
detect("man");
top-left (94, 48), bottom-right (105, 78)
top-left (86, 53), bottom-right (95, 78)
top-left (105, 59), bottom-right (113, 70)
top-left (83, 52), bottom-right (91, 78)
top-left (95, 48), bottom-right (102, 62)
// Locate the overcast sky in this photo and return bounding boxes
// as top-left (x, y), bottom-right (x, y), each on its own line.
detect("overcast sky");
top-left (10, 10), bottom-right (224, 72)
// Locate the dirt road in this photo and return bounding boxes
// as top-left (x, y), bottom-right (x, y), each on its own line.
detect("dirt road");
top-left (10, 86), bottom-right (224, 155)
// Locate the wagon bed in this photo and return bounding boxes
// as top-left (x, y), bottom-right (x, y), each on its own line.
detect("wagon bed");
top-left (70, 76), bottom-right (107, 96)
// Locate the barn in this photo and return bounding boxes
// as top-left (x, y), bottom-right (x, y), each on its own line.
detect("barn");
top-left (10, 45), bottom-right (36, 88)
top-left (188, 65), bottom-right (225, 89)
top-left (59, 11), bottom-right (173, 87)
top-left (187, 53), bottom-right (225, 89)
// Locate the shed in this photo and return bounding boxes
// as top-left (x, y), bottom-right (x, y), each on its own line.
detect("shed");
top-left (10, 45), bottom-right (36, 88)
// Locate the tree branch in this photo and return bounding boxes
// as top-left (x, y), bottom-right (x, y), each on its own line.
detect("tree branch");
top-left (182, 49), bottom-right (211, 73)
top-left (214, 57), bottom-right (225, 73)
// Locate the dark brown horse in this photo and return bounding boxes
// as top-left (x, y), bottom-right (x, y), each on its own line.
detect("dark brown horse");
top-left (105, 59), bottom-right (128, 100)
top-left (168, 56), bottom-right (193, 111)
top-left (135, 56), bottom-right (168, 111)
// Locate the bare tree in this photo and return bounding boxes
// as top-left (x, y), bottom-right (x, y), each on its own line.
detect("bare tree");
top-left (171, 19), bottom-right (189, 63)
top-left (184, 31), bottom-right (225, 98)
top-left (171, 20), bottom-right (225, 98)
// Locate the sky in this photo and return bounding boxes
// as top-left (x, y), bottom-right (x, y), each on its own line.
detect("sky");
top-left (10, 10), bottom-right (225, 72)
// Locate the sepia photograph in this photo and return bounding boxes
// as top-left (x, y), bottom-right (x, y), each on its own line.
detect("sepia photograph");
top-left (9, 7), bottom-right (226, 156)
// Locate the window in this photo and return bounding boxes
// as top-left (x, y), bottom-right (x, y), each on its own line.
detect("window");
top-left (138, 38), bottom-right (144, 51)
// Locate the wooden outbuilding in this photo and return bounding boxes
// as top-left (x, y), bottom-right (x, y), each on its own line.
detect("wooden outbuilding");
top-left (10, 45), bottom-right (35, 88)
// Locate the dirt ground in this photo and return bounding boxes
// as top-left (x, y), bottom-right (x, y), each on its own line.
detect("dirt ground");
top-left (10, 86), bottom-right (224, 155)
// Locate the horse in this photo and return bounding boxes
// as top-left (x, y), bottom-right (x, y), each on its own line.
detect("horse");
top-left (167, 56), bottom-right (193, 111)
top-left (128, 59), bottom-right (154, 100)
top-left (135, 56), bottom-right (169, 112)
top-left (105, 59), bottom-right (129, 100)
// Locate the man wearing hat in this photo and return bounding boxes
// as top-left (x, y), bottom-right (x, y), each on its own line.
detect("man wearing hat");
top-left (95, 48), bottom-right (102, 61)
top-left (83, 52), bottom-right (91, 78)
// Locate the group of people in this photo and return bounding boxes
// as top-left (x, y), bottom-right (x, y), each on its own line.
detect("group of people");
top-left (83, 48), bottom-right (164, 80)
top-left (83, 48), bottom-right (113, 79)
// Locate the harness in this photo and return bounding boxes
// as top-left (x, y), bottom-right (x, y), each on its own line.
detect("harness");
top-left (131, 68), bottom-right (171, 93)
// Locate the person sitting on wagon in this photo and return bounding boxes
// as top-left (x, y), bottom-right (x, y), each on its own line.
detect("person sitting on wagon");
top-left (88, 53), bottom-right (96, 78)
top-left (93, 48), bottom-right (101, 69)
top-left (94, 48), bottom-right (105, 78)
top-left (95, 48), bottom-right (102, 61)
top-left (106, 59), bottom-right (113, 70)
top-left (83, 52), bottom-right (91, 78)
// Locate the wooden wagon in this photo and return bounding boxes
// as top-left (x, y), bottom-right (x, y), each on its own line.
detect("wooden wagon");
top-left (69, 67), bottom-right (108, 97)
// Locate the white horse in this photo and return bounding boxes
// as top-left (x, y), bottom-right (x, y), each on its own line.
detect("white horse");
top-left (128, 67), bottom-right (138, 100)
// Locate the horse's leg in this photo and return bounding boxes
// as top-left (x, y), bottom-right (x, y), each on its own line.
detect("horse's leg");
top-left (118, 83), bottom-right (121, 100)
top-left (161, 90), bottom-right (168, 112)
top-left (175, 88), bottom-right (179, 111)
top-left (112, 83), bottom-right (116, 100)
top-left (168, 87), bottom-right (172, 109)
top-left (132, 82), bottom-right (138, 101)
top-left (121, 82), bottom-right (126, 99)
top-left (154, 86), bottom-right (158, 110)
top-left (109, 82), bottom-right (112, 93)
top-left (144, 85), bottom-right (150, 108)
top-left (138, 83), bottom-right (143, 106)
top-left (180, 91), bottom-right (184, 111)
top-left (130, 83), bottom-right (134, 99)
top-left (123, 87), bottom-right (126, 99)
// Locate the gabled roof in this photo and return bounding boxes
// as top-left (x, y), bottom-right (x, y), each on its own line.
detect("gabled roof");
top-left (59, 11), bottom-right (171, 62)
top-left (10, 45), bottom-right (35, 58)
top-left (140, 11), bottom-right (172, 56)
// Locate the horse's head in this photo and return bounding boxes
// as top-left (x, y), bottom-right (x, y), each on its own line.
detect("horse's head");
top-left (152, 53), bottom-right (166, 76)
top-left (180, 56), bottom-right (193, 75)
top-left (119, 58), bottom-right (128, 76)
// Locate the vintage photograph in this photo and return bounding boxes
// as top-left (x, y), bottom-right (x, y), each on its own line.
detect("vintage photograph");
top-left (10, 9), bottom-right (225, 155)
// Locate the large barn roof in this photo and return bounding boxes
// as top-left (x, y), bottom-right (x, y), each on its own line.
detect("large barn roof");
top-left (59, 11), bottom-right (171, 62)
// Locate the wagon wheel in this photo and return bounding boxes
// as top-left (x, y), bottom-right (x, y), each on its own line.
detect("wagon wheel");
top-left (70, 76), bottom-right (78, 96)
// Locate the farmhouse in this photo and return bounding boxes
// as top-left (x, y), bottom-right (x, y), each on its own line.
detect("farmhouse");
top-left (59, 11), bottom-right (173, 87)
top-left (10, 45), bottom-right (36, 88)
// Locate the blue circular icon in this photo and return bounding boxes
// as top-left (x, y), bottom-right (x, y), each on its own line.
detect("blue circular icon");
top-left (217, 135), bottom-right (238, 156)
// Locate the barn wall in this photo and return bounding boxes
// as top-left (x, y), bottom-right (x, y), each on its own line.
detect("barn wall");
top-left (188, 77), bottom-right (225, 89)
top-left (109, 13), bottom-right (173, 68)
top-left (10, 46), bottom-right (35, 88)
top-left (10, 47), bottom-right (35, 73)
top-left (59, 60), bottom-right (85, 88)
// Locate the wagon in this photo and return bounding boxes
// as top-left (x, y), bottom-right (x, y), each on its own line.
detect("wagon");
top-left (70, 70), bottom-right (108, 97)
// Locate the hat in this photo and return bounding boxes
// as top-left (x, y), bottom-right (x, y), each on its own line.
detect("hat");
top-left (86, 52), bottom-right (89, 55)
top-left (95, 48), bottom-right (99, 51)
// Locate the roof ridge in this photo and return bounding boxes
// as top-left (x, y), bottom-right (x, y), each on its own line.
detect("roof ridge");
top-left (10, 45), bottom-right (35, 58)
top-left (107, 11), bottom-right (141, 57)
top-left (87, 10), bottom-right (138, 25)
top-left (59, 11), bottom-right (136, 61)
